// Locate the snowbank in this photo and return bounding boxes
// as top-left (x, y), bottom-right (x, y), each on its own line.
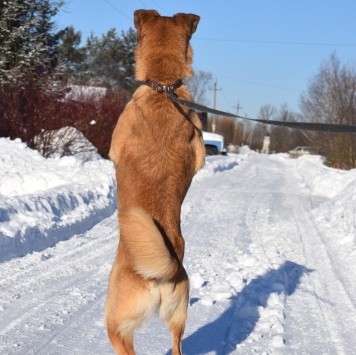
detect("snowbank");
top-left (1, 139), bottom-right (355, 266)
top-left (0, 138), bottom-right (116, 262)
top-left (295, 155), bottom-right (356, 245)
top-left (294, 155), bottom-right (356, 298)
top-left (0, 138), bottom-right (249, 263)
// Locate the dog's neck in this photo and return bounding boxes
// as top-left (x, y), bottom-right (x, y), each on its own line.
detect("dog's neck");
top-left (144, 79), bottom-right (183, 93)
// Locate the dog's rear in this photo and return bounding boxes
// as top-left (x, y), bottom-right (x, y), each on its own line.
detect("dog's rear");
top-left (106, 10), bottom-right (205, 355)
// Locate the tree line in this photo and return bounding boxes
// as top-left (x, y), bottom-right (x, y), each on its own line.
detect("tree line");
top-left (0, 1), bottom-right (355, 168)
top-left (0, 0), bottom-right (137, 158)
top-left (204, 54), bottom-right (356, 169)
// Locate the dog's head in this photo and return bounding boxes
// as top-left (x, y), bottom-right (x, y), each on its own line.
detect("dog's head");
top-left (134, 10), bottom-right (200, 83)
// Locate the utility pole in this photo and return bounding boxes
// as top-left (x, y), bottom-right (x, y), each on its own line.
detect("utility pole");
top-left (242, 114), bottom-right (247, 145)
top-left (209, 78), bottom-right (221, 132)
top-left (233, 100), bottom-right (243, 144)
top-left (234, 100), bottom-right (243, 116)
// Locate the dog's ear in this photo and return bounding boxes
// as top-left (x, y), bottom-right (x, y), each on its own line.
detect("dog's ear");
top-left (174, 13), bottom-right (200, 35)
top-left (134, 9), bottom-right (159, 29)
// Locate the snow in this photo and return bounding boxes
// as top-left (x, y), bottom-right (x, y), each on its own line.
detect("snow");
top-left (0, 138), bottom-right (355, 354)
top-left (0, 138), bottom-right (116, 262)
top-left (34, 126), bottom-right (102, 161)
top-left (64, 85), bottom-right (107, 103)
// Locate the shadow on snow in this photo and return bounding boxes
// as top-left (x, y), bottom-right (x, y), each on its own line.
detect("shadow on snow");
top-left (167, 260), bottom-right (312, 355)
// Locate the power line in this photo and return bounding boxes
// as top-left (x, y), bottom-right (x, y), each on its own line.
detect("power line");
top-left (148, 0), bottom-right (172, 15)
top-left (103, 0), bottom-right (132, 21)
top-left (195, 37), bottom-right (356, 48)
top-left (218, 75), bottom-right (300, 92)
top-left (138, 0), bottom-right (149, 9)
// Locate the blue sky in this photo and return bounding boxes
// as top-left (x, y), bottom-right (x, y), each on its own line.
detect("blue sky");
top-left (56, 0), bottom-right (356, 118)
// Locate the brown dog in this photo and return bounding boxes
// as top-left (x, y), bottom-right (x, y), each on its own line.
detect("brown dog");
top-left (106, 9), bottom-right (205, 355)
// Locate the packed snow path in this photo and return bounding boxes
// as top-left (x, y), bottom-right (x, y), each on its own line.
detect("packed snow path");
top-left (1, 153), bottom-right (355, 354)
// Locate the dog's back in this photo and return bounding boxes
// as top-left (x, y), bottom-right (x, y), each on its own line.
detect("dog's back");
top-left (106, 10), bottom-right (205, 355)
top-left (112, 84), bottom-right (203, 230)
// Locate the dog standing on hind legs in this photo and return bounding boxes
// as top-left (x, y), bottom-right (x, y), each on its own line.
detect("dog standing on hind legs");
top-left (106, 9), bottom-right (205, 355)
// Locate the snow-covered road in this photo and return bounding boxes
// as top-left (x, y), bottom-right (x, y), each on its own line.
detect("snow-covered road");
top-left (1, 141), bottom-right (355, 354)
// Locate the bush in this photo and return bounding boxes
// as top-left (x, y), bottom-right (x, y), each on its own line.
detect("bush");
top-left (34, 126), bottom-right (101, 161)
top-left (0, 74), bottom-right (130, 158)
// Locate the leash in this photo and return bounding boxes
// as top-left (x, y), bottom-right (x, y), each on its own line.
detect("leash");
top-left (142, 80), bottom-right (356, 134)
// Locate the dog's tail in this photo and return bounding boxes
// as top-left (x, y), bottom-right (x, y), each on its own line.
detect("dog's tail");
top-left (119, 208), bottom-right (179, 280)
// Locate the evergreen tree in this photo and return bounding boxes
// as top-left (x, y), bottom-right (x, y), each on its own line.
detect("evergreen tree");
top-left (58, 26), bottom-right (85, 79)
top-left (78, 28), bottom-right (137, 92)
top-left (0, 0), bottom-right (65, 83)
top-left (120, 28), bottom-right (137, 91)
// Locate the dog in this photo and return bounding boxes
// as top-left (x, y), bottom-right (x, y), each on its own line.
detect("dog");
top-left (106, 9), bottom-right (205, 355)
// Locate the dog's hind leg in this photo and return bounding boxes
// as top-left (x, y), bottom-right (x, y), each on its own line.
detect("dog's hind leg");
top-left (106, 287), bottom-right (159, 355)
top-left (106, 262), bottom-right (160, 354)
top-left (106, 329), bottom-right (134, 355)
top-left (106, 300), bottom-right (136, 355)
top-left (159, 269), bottom-right (189, 355)
top-left (170, 324), bottom-right (186, 355)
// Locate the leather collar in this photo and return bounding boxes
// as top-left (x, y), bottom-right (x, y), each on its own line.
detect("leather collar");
top-left (145, 79), bottom-right (183, 93)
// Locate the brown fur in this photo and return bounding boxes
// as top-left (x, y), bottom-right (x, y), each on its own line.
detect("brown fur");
top-left (106, 9), bottom-right (205, 355)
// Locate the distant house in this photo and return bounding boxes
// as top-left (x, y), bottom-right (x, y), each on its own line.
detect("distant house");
top-left (64, 85), bottom-right (107, 104)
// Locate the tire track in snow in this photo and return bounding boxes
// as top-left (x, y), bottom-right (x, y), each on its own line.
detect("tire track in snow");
top-left (0, 219), bottom-right (116, 333)
top-left (225, 189), bottom-right (293, 353)
top-left (182, 157), bottom-right (302, 354)
top-left (0, 213), bottom-right (118, 354)
top-left (293, 196), bottom-right (356, 355)
top-left (33, 290), bottom-right (109, 355)
top-left (0, 267), bottom-right (100, 334)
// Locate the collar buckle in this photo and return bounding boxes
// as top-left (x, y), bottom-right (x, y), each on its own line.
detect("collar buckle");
top-left (145, 79), bottom-right (183, 94)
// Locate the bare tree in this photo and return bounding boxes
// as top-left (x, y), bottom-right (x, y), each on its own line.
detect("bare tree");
top-left (270, 104), bottom-right (307, 153)
top-left (216, 117), bottom-right (236, 145)
top-left (300, 53), bottom-right (356, 168)
top-left (185, 70), bottom-right (213, 105)
top-left (258, 104), bottom-right (277, 121)
top-left (250, 122), bottom-right (265, 151)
